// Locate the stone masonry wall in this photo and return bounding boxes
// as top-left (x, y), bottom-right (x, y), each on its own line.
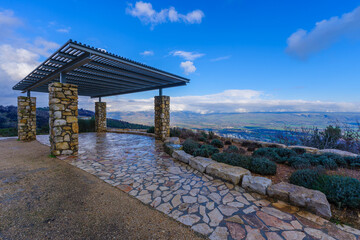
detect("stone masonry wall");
top-left (49, 82), bottom-right (78, 156)
top-left (17, 96), bottom-right (36, 141)
top-left (95, 102), bottom-right (107, 132)
top-left (154, 96), bottom-right (170, 141)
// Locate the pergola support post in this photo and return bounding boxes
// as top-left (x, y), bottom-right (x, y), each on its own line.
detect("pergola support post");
top-left (49, 82), bottom-right (78, 156)
top-left (17, 96), bottom-right (36, 141)
top-left (95, 102), bottom-right (107, 132)
top-left (154, 95), bottom-right (170, 141)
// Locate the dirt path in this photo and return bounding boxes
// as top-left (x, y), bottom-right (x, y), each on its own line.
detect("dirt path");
top-left (0, 139), bottom-right (204, 240)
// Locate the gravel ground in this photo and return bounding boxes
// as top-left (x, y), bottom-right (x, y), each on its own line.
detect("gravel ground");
top-left (0, 139), bottom-right (204, 240)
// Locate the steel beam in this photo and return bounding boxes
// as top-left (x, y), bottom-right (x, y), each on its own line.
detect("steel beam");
top-left (21, 53), bottom-right (91, 93)
top-left (91, 82), bottom-right (186, 98)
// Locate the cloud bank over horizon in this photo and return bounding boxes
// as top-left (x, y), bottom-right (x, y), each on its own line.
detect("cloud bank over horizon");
top-left (98, 89), bottom-right (360, 114)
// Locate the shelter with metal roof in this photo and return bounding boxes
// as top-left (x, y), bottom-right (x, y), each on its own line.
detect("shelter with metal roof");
top-left (13, 40), bottom-right (189, 156)
top-left (13, 39), bottom-right (189, 97)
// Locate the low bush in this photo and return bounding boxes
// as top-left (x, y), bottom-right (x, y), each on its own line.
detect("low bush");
top-left (211, 139), bottom-right (224, 148)
top-left (288, 156), bottom-right (311, 169)
top-left (170, 127), bottom-right (181, 137)
top-left (313, 175), bottom-right (360, 209)
top-left (208, 131), bottom-right (215, 139)
top-left (225, 140), bottom-right (232, 145)
top-left (193, 144), bottom-right (219, 157)
top-left (212, 153), bottom-right (252, 169)
top-left (243, 141), bottom-right (262, 152)
top-left (147, 126), bottom-right (155, 133)
top-left (321, 153), bottom-right (346, 168)
top-left (249, 157), bottom-right (277, 175)
top-left (292, 147), bottom-right (307, 155)
top-left (253, 148), bottom-right (284, 163)
top-left (350, 158), bottom-right (360, 169)
top-left (290, 169), bottom-right (320, 189)
top-left (182, 138), bottom-right (200, 155)
top-left (224, 145), bottom-right (245, 154)
top-left (320, 157), bottom-right (338, 170)
top-left (302, 154), bottom-right (322, 166)
top-left (274, 148), bottom-right (297, 159)
top-left (242, 141), bottom-right (261, 148)
top-left (345, 156), bottom-right (360, 169)
top-left (198, 136), bottom-right (207, 142)
top-left (253, 147), bottom-right (359, 170)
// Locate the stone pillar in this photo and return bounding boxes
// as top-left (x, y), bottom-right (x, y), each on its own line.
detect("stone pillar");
top-left (49, 82), bottom-right (78, 156)
top-left (154, 96), bottom-right (170, 141)
top-left (95, 102), bottom-right (107, 132)
top-left (17, 96), bottom-right (36, 141)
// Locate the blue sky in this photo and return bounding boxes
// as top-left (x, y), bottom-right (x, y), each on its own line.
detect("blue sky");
top-left (1, 0), bottom-right (360, 113)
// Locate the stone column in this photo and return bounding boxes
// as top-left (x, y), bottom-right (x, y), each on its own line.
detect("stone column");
top-left (95, 102), bottom-right (107, 132)
top-left (154, 96), bottom-right (170, 141)
top-left (17, 96), bottom-right (36, 141)
top-left (49, 82), bottom-right (78, 156)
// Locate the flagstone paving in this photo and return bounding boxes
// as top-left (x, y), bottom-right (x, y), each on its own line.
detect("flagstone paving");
top-left (36, 133), bottom-right (360, 240)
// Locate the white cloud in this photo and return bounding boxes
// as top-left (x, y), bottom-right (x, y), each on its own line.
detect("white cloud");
top-left (94, 89), bottom-right (360, 114)
top-left (0, 44), bottom-right (39, 81)
top-left (56, 27), bottom-right (71, 33)
top-left (0, 9), bottom-right (21, 27)
top-left (140, 50), bottom-right (154, 56)
top-left (171, 50), bottom-right (204, 61)
top-left (286, 6), bottom-right (360, 59)
top-left (180, 61), bottom-right (196, 74)
top-left (210, 55), bottom-right (231, 62)
top-left (126, 1), bottom-right (204, 28)
top-left (0, 9), bottom-right (59, 100)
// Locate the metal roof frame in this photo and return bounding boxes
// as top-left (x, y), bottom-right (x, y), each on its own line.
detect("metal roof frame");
top-left (13, 39), bottom-right (189, 98)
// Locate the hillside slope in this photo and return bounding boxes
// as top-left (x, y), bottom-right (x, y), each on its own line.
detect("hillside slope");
top-left (0, 106), bottom-right (149, 137)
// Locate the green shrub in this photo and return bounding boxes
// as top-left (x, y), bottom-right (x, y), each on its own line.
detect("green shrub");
top-left (212, 153), bottom-right (252, 169)
top-left (225, 140), bottom-right (232, 145)
top-left (350, 158), bottom-right (360, 169)
top-left (198, 136), bottom-right (207, 142)
top-left (200, 131), bottom-right (208, 139)
top-left (313, 175), bottom-right (360, 209)
top-left (170, 127), bottom-right (181, 137)
top-left (290, 169), bottom-right (320, 189)
top-left (224, 145), bottom-right (245, 154)
top-left (307, 154), bottom-right (323, 166)
top-left (322, 153), bottom-right (347, 168)
top-left (78, 118), bottom-right (95, 132)
top-left (320, 157), bottom-right (338, 170)
top-left (182, 138), bottom-right (200, 155)
top-left (242, 141), bottom-right (261, 148)
top-left (344, 156), bottom-right (356, 165)
top-left (208, 131), bottom-right (215, 139)
top-left (211, 139), bottom-right (224, 148)
top-left (274, 148), bottom-right (297, 159)
top-left (147, 126), bottom-right (155, 133)
top-left (288, 156), bottom-right (311, 169)
top-left (292, 147), bottom-right (307, 155)
top-left (345, 157), bottom-right (360, 169)
top-left (249, 157), bottom-right (277, 175)
top-left (193, 144), bottom-right (219, 157)
top-left (252, 148), bottom-right (284, 163)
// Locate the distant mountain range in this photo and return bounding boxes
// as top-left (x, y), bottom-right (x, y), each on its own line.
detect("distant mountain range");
top-left (108, 111), bottom-right (360, 130)
top-left (3, 104), bottom-right (360, 142)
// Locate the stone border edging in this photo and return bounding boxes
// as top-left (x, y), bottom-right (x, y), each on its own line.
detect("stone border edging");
top-left (164, 138), bottom-right (332, 220)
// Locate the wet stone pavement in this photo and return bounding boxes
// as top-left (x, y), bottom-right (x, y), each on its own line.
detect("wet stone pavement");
top-left (36, 133), bottom-right (360, 240)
